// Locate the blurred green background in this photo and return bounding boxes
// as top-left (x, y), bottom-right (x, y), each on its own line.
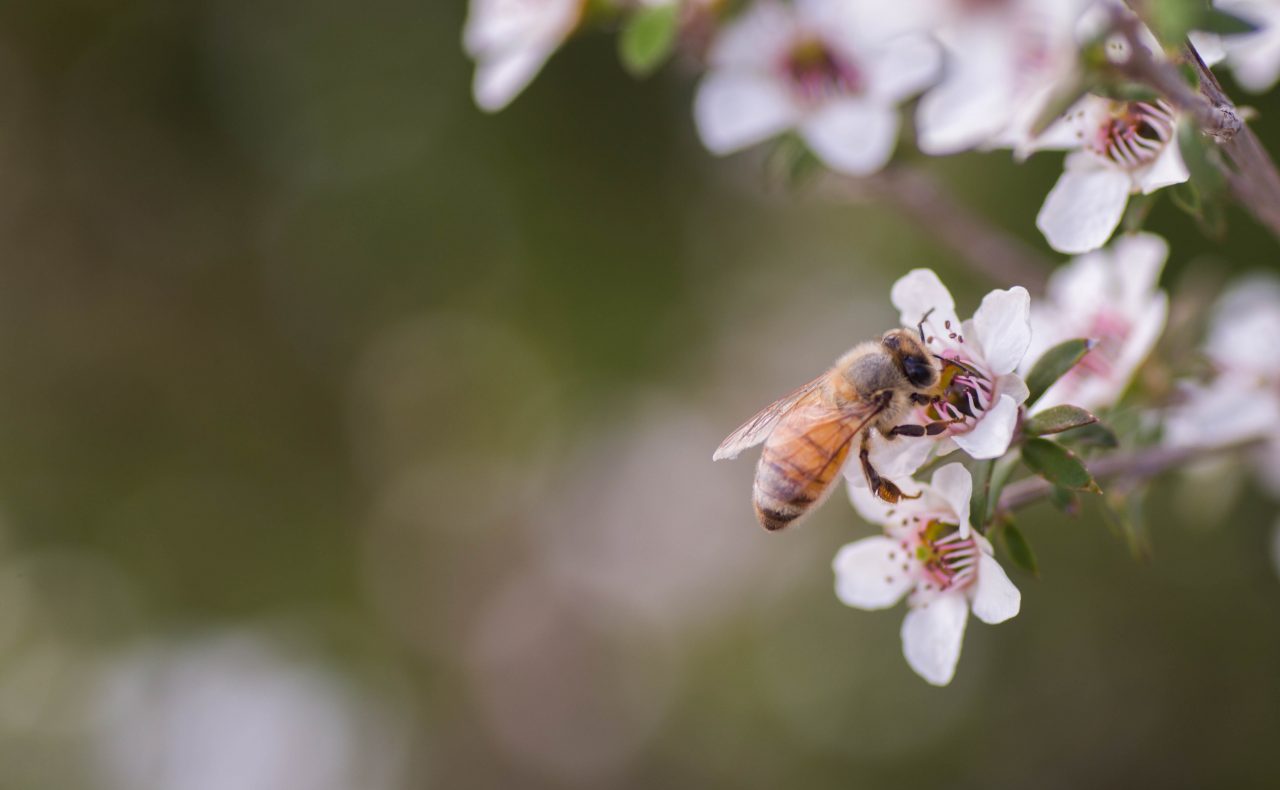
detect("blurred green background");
top-left (0, 1), bottom-right (1276, 788)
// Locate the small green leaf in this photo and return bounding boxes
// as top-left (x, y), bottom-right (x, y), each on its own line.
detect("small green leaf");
top-left (1024, 338), bottom-right (1094, 406)
top-left (983, 452), bottom-right (1021, 525)
top-left (1022, 438), bottom-right (1101, 493)
top-left (619, 3), bottom-right (679, 77)
top-left (1057, 420), bottom-right (1120, 449)
top-left (1169, 180), bottom-right (1203, 218)
top-left (1123, 191), bottom-right (1159, 232)
top-left (1102, 489), bottom-right (1151, 562)
top-left (969, 459), bottom-right (994, 531)
top-left (1024, 405), bottom-right (1099, 437)
top-left (1199, 8), bottom-right (1260, 35)
top-left (1000, 520), bottom-right (1039, 577)
top-left (765, 134), bottom-right (823, 189)
top-left (1049, 485), bottom-right (1081, 516)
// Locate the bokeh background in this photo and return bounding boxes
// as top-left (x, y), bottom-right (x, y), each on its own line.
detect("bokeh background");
top-left (0, 1), bottom-right (1277, 788)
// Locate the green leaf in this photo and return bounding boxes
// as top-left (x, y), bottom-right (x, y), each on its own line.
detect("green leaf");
top-left (1057, 420), bottom-right (1120, 449)
top-left (1049, 485), bottom-right (1081, 516)
top-left (1102, 489), bottom-right (1151, 562)
top-left (1169, 180), bottom-right (1203, 218)
top-left (969, 459), bottom-right (994, 531)
top-left (1199, 8), bottom-right (1260, 35)
top-left (765, 134), bottom-right (823, 189)
top-left (1024, 338), bottom-right (1094, 406)
top-left (1022, 438), bottom-right (1101, 493)
top-left (1000, 520), bottom-right (1039, 577)
top-left (1122, 191), bottom-right (1159, 232)
top-left (1024, 405), bottom-right (1099, 437)
top-left (618, 3), bottom-right (679, 77)
top-left (983, 452), bottom-right (1021, 525)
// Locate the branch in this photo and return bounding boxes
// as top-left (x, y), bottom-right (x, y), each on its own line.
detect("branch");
top-left (825, 167), bottom-right (1052, 292)
top-left (996, 437), bottom-right (1262, 512)
top-left (1112, 9), bottom-right (1280, 243)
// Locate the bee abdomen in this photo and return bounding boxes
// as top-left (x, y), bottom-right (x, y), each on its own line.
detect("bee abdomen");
top-left (751, 442), bottom-right (851, 531)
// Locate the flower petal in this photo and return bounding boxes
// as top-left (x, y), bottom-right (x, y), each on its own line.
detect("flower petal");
top-left (860, 431), bottom-right (936, 484)
top-left (900, 593), bottom-right (968, 686)
top-left (929, 463), bottom-right (973, 537)
top-left (952, 393), bottom-right (1019, 459)
top-left (472, 46), bottom-right (556, 112)
top-left (694, 72), bottom-right (798, 155)
top-left (1134, 139), bottom-right (1189, 194)
top-left (833, 537), bottom-right (915, 610)
top-left (801, 100), bottom-right (899, 176)
top-left (1036, 159), bottom-right (1131, 254)
top-left (971, 553), bottom-right (1021, 624)
top-left (866, 33), bottom-right (942, 104)
top-left (891, 269), bottom-right (959, 332)
top-left (998, 373), bottom-right (1030, 407)
top-left (972, 287), bottom-right (1031, 375)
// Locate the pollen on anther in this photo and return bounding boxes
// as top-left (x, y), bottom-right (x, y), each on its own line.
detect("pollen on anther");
top-left (885, 576), bottom-right (893, 584)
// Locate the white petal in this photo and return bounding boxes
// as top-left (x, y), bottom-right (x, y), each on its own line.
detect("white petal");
top-left (900, 594), bottom-right (968, 686)
top-left (972, 287), bottom-right (1032, 375)
top-left (970, 553), bottom-right (1021, 624)
top-left (694, 72), bottom-right (798, 155)
top-left (707, 1), bottom-right (795, 68)
top-left (472, 46), bottom-right (556, 112)
top-left (846, 474), bottom-right (897, 526)
top-left (998, 373), bottom-right (1030, 407)
top-left (833, 537), bottom-right (915, 610)
top-left (1189, 31), bottom-right (1226, 66)
top-left (915, 26), bottom-right (1014, 155)
top-left (1111, 232), bottom-right (1169, 307)
top-left (861, 431), bottom-right (936, 483)
top-left (891, 269), bottom-right (959, 332)
top-left (952, 394), bottom-right (1019, 459)
top-left (801, 100), bottom-right (899, 176)
top-left (1036, 159), bottom-right (1131, 254)
top-left (1134, 139), bottom-right (1190, 194)
top-left (929, 463), bottom-right (973, 537)
top-left (866, 34), bottom-right (942, 104)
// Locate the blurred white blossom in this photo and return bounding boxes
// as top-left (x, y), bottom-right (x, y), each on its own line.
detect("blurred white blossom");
top-left (914, 0), bottom-right (1093, 155)
top-left (1023, 232), bottom-right (1170, 412)
top-left (694, 0), bottom-right (939, 175)
top-left (464, 0), bottom-right (583, 111)
top-left (836, 464), bottom-right (1020, 686)
top-left (860, 269), bottom-right (1031, 482)
top-left (1211, 0), bottom-right (1280, 92)
top-left (1166, 275), bottom-right (1280, 491)
top-left (90, 632), bottom-right (410, 790)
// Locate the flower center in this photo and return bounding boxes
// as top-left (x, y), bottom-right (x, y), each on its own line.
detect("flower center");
top-left (926, 355), bottom-right (994, 426)
top-left (781, 37), bottom-right (862, 104)
top-left (914, 520), bottom-right (978, 591)
top-left (1074, 311), bottom-right (1133, 379)
top-left (1089, 100), bottom-right (1176, 170)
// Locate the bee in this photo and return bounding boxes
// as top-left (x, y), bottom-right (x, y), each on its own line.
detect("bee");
top-left (715, 326), bottom-right (959, 531)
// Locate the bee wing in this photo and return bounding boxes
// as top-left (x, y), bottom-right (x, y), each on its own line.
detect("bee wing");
top-left (713, 376), bottom-right (827, 461)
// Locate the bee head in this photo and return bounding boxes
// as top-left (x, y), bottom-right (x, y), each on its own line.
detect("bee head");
top-left (881, 329), bottom-right (937, 389)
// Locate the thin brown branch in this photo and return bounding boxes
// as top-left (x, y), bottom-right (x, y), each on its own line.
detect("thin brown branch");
top-left (996, 437), bottom-right (1263, 513)
top-left (826, 167), bottom-right (1052, 292)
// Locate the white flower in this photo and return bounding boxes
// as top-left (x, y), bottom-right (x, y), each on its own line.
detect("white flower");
top-left (913, 0), bottom-right (1093, 155)
top-left (1034, 95), bottom-right (1189, 254)
top-left (464, 0), bottom-right (583, 112)
top-left (856, 269), bottom-right (1031, 482)
top-left (1210, 0), bottom-right (1280, 93)
top-left (1022, 232), bottom-right (1170, 413)
top-left (693, 0), bottom-right (940, 175)
top-left (834, 464), bottom-right (1021, 686)
top-left (1166, 276), bottom-right (1280, 491)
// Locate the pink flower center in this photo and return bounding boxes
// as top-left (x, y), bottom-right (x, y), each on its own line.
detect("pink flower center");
top-left (780, 37), bottom-right (862, 104)
top-left (1089, 100), bottom-right (1176, 170)
top-left (899, 519), bottom-right (978, 594)
top-left (1073, 311), bottom-right (1132, 380)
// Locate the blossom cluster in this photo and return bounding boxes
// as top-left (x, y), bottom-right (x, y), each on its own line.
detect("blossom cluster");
top-left (461, 0), bottom-right (1280, 686)
top-left (463, 0), bottom-right (1280, 255)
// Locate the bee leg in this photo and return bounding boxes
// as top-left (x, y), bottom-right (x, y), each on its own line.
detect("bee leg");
top-left (887, 424), bottom-right (926, 438)
top-left (859, 439), bottom-right (921, 504)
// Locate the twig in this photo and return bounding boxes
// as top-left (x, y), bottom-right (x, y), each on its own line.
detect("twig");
top-left (826, 167), bottom-right (1052, 291)
top-left (996, 437), bottom-right (1263, 512)
top-left (1112, 8), bottom-right (1280, 244)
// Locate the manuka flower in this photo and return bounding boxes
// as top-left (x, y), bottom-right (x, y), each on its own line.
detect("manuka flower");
top-left (1166, 276), bottom-right (1280, 491)
top-left (1209, 0), bottom-right (1280, 93)
top-left (464, 0), bottom-right (583, 112)
top-left (693, 0), bottom-right (939, 175)
top-left (1034, 95), bottom-right (1188, 254)
top-left (858, 269), bottom-right (1032, 482)
top-left (1022, 232), bottom-right (1170, 412)
top-left (835, 464), bottom-right (1021, 686)
top-left (912, 0), bottom-right (1093, 156)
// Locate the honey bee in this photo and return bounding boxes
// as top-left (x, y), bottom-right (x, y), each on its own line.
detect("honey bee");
top-left (715, 326), bottom-right (957, 531)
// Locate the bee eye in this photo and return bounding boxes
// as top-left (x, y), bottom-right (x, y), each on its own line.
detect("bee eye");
top-left (902, 355), bottom-right (935, 387)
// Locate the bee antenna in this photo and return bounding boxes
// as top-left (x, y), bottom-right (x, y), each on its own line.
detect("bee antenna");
top-left (916, 308), bottom-right (935, 343)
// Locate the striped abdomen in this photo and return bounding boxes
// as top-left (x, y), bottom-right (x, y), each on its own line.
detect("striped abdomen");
top-left (752, 407), bottom-right (859, 531)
